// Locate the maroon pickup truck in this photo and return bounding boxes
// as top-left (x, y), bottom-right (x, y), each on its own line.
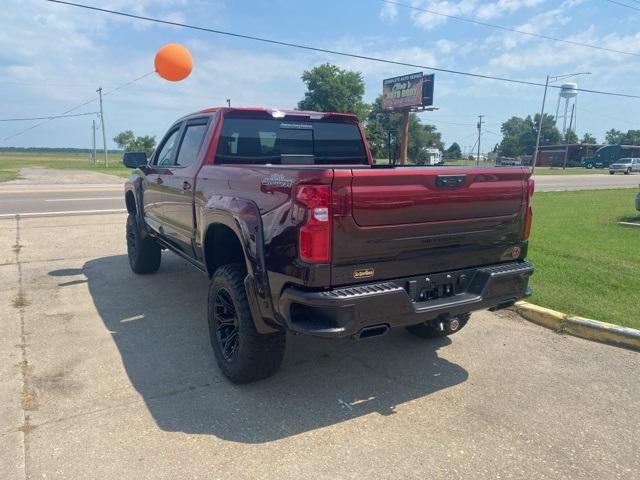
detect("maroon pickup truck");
top-left (123, 107), bottom-right (534, 383)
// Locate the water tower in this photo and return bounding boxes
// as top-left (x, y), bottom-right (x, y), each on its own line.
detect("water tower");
top-left (555, 82), bottom-right (578, 136)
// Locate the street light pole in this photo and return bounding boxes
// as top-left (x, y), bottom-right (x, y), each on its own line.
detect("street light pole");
top-left (532, 72), bottom-right (591, 173)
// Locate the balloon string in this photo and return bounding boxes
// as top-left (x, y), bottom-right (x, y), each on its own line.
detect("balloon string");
top-left (103, 70), bottom-right (155, 97)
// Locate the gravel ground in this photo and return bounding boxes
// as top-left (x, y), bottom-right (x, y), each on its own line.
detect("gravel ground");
top-left (4, 167), bottom-right (124, 186)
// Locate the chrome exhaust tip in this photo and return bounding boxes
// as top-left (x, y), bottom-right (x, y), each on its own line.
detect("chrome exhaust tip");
top-left (356, 324), bottom-right (390, 340)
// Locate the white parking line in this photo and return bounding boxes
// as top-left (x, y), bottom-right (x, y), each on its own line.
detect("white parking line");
top-left (0, 209), bottom-right (127, 218)
top-left (45, 197), bottom-right (122, 202)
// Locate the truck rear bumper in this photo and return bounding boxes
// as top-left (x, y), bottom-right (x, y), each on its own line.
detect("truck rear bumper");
top-left (278, 261), bottom-right (533, 338)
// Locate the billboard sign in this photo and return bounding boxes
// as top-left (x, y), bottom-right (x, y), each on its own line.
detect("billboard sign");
top-left (382, 72), bottom-right (435, 110)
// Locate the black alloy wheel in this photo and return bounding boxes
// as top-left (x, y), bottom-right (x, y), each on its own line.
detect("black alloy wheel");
top-left (213, 287), bottom-right (240, 362)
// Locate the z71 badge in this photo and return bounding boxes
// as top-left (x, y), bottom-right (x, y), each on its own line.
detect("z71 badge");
top-left (353, 268), bottom-right (375, 279)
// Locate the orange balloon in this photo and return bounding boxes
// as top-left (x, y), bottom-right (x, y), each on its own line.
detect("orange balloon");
top-left (154, 43), bottom-right (192, 81)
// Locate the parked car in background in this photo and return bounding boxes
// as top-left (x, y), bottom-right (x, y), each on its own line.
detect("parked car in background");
top-left (609, 158), bottom-right (640, 175)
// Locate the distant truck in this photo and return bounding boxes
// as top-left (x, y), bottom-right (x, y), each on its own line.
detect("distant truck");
top-left (123, 107), bottom-right (534, 383)
top-left (582, 144), bottom-right (640, 169)
top-left (424, 148), bottom-right (443, 165)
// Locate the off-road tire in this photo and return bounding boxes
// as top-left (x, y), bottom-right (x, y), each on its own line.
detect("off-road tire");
top-left (126, 214), bottom-right (161, 274)
top-left (405, 313), bottom-right (470, 338)
top-left (208, 263), bottom-right (286, 384)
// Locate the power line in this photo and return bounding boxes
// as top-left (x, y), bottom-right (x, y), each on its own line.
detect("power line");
top-left (0, 111), bottom-right (98, 122)
top-left (429, 120), bottom-right (477, 126)
top-left (580, 106), bottom-right (638, 126)
top-left (45, 0), bottom-right (640, 100)
top-left (1, 71), bottom-right (154, 143)
top-left (1, 95), bottom-right (98, 142)
top-left (605, 0), bottom-right (640, 11)
top-left (382, 0), bottom-right (640, 58)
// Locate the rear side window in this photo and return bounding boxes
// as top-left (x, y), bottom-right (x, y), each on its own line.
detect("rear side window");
top-left (176, 123), bottom-right (208, 167)
top-left (215, 118), bottom-right (367, 165)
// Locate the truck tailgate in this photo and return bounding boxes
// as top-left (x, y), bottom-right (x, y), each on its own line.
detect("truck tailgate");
top-left (330, 167), bottom-right (531, 286)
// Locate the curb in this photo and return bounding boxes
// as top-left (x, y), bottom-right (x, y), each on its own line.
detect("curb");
top-left (511, 301), bottom-right (640, 352)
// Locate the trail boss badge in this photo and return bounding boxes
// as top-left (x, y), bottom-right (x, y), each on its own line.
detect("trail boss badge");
top-left (353, 268), bottom-right (375, 280)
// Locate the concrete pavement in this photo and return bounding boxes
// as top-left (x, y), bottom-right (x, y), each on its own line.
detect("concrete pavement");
top-left (1, 212), bottom-right (638, 479)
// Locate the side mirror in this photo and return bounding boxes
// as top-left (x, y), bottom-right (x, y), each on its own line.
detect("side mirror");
top-left (122, 152), bottom-right (148, 168)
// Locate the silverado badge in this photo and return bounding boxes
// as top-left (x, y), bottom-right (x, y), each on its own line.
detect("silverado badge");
top-left (353, 268), bottom-right (375, 280)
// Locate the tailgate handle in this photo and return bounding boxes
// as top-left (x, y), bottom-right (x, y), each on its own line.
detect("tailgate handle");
top-left (436, 174), bottom-right (466, 188)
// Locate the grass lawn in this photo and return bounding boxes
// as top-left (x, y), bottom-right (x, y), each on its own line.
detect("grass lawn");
top-left (528, 189), bottom-right (640, 329)
top-left (0, 151), bottom-right (130, 181)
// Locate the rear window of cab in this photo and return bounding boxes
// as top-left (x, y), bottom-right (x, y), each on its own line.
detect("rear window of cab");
top-left (215, 118), bottom-right (368, 165)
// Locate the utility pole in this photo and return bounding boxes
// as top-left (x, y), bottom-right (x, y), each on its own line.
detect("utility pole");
top-left (399, 109), bottom-right (410, 165)
top-left (97, 87), bottom-right (108, 167)
top-left (91, 119), bottom-right (97, 165)
top-left (563, 104), bottom-right (575, 170)
top-left (226, 98), bottom-right (231, 107)
top-left (476, 115), bottom-right (484, 166)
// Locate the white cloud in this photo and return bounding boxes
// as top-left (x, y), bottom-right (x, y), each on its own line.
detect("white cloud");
top-left (410, 0), bottom-right (477, 30)
top-left (407, 0), bottom-right (546, 30)
top-left (379, 2), bottom-right (399, 23)
top-left (475, 0), bottom-right (546, 21)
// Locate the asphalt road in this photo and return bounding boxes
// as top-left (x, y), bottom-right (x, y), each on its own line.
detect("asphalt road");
top-left (1, 213), bottom-right (639, 480)
top-left (0, 173), bottom-right (637, 217)
top-left (533, 173), bottom-right (640, 192)
top-left (0, 185), bottom-right (124, 217)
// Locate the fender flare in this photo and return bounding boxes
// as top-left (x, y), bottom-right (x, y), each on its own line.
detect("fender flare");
top-left (200, 199), bottom-right (280, 334)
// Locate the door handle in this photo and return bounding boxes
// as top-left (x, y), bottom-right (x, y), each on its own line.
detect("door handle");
top-left (182, 181), bottom-right (192, 191)
top-left (436, 174), bottom-right (466, 188)
top-left (156, 177), bottom-right (163, 185)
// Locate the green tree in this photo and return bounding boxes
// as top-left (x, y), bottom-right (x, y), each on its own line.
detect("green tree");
top-left (129, 135), bottom-right (156, 156)
top-left (605, 129), bottom-right (623, 144)
top-left (564, 130), bottom-right (578, 144)
top-left (113, 130), bottom-right (135, 150)
top-left (604, 129), bottom-right (640, 145)
top-left (581, 132), bottom-right (597, 144)
top-left (445, 142), bottom-right (462, 159)
top-left (623, 130), bottom-right (640, 144)
top-left (364, 95), bottom-right (443, 162)
top-left (497, 114), bottom-right (560, 156)
top-left (112, 130), bottom-right (156, 156)
top-left (298, 63), bottom-right (368, 120)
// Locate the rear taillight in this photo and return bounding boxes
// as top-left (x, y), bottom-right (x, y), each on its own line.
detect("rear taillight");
top-left (523, 179), bottom-right (535, 240)
top-left (296, 184), bottom-right (332, 263)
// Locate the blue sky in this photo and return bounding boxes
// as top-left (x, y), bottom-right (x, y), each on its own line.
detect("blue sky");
top-left (1, 0), bottom-right (639, 153)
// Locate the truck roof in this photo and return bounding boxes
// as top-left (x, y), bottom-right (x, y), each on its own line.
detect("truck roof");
top-left (188, 107), bottom-right (359, 122)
